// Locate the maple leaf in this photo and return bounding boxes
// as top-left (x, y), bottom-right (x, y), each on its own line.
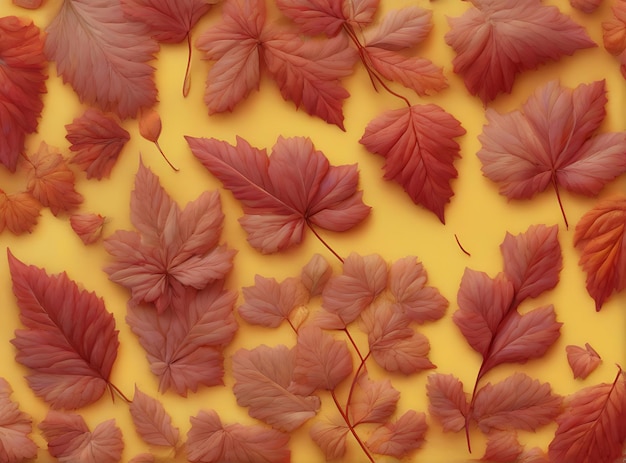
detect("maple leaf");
top-left (348, 373), bottom-right (399, 425)
top-left (127, 283), bottom-right (237, 395)
top-left (186, 135), bottom-right (370, 254)
top-left (0, 16), bottom-right (47, 172)
top-left (472, 373), bottom-right (562, 433)
top-left (360, 104), bottom-right (465, 223)
top-left (239, 276), bottom-right (309, 328)
top-left (45, 0), bottom-right (158, 118)
top-left (478, 80), bottom-right (626, 228)
top-left (365, 410), bottom-right (427, 458)
top-left (69, 213), bottom-right (105, 245)
top-left (22, 142), bottom-right (83, 216)
top-left (130, 387), bottom-right (179, 448)
top-left (574, 196), bottom-right (626, 310)
top-left (0, 190), bottom-right (41, 235)
top-left (39, 411), bottom-right (124, 463)
top-left (232, 345), bottom-right (321, 432)
top-left (8, 251), bottom-right (119, 409)
top-left (426, 373), bottom-right (470, 433)
top-left (0, 378), bottom-right (38, 463)
top-left (65, 109), bottom-right (130, 179)
top-left (566, 343), bottom-right (602, 380)
top-left (445, 0), bottom-right (595, 103)
top-left (104, 161), bottom-right (235, 312)
top-left (300, 253), bottom-right (332, 297)
top-left (187, 410), bottom-right (290, 463)
top-left (480, 431), bottom-right (523, 463)
top-left (548, 368), bottom-right (626, 463)
top-left (309, 416), bottom-right (349, 460)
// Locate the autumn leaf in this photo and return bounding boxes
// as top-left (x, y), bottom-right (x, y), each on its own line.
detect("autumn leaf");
top-left (0, 16), bottom-right (47, 172)
top-left (574, 196), bottom-right (626, 310)
top-left (275, 0), bottom-right (346, 36)
top-left (360, 104), bottom-right (465, 223)
top-left (309, 416), bottom-right (349, 460)
top-left (104, 160), bottom-right (235, 312)
top-left (45, 0), bottom-right (158, 118)
top-left (186, 135), bottom-right (370, 255)
top-left (23, 142), bottom-right (83, 216)
top-left (12, 0), bottom-right (43, 8)
top-left (8, 250), bottom-right (119, 409)
top-left (0, 190), bottom-right (41, 235)
top-left (129, 387), bottom-right (179, 448)
top-left (232, 345), bottom-right (321, 432)
top-left (445, 0), bottom-right (595, 103)
top-left (65, 109), bottom-right (130, 180)
top-left (187, 410), bottom-right (290, 463)
top-left (566, 343), bottom-right (602, 379)
top-left (39, 411), bottom-right (123, 463)
top-left (69, 213), bottom-right (105, 245)
top-left (426, 373), bottom-right (470, 433)
top-left (603, 1), bottom-right (626, 78)
top-left (548, 368), bottom-right (626, 463)
top-left (348, 373), bottom-right (399, 425)
top-left (300, 253), bottom-right (333, 297)
top-left (126, 283), bottom-right (237, 395)
top-left (480, 431), bottom-right (523, 463)
top-left (362, 6), bottom-right (432, 51)
top-left (478, 80), bottom-right (626, 228)
top-left (365, 410), bottom-right (427, 458)
top-left (570, 0), bottom-right (602, 13)
top-left (0, 378), bottom-right (38, 463)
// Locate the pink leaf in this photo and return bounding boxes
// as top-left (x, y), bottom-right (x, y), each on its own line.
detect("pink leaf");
top-left (309, 416), bottom-right (349, 460)
top-left (364, 7), bottom-right (432, 50)
top-left (40, 411), bottom-right (123, 463)
top-left (0, 377), bottom-right (38, 463)
top-left (348, 373), bottom-right (399, 425)
top-left (445, 0), bottom-right (595, 103)
top-left (70, 213), bottom-right (105, 245)
top-left (365, 410), bottom-right (427, 458)
top-left (293, 326), bottom-right (352, 392)
top-left (426, 373), bottom-right (470, 433)
top-left (44, 0), bottom-right (158, 118)
top-left (65, 108), bottom-right (130, 179)
top-left (480, 431), bottom-right (523, 462)
top-left (473, 373), bottom-right (562, 433)
top-left (275, 0), bottom-right (347, 36)
top-left (186, 135), bottom-right (370, 254)
top-left (570, 0), bottom-right (602, 14)
top-left (0, 16), bottom-right (47, 172)
top-left (344, 0), bottom-right (378, 29)
top-left (566, 343), bottom-right (602, 380)
top-left (129, 387), bottom-right (179, 447)
top-left (232, 345), bottom-right (321, 432)
top-left (0, 191), bottom-right (41, 235)
top-left (300, 253), bottom-right (332, 297)
top-left (187, 410), bottom-right (290, 463)
top-left (360, 104), bottom-right (465, 223)
top-left (8, 251), bottom-right (119, 409)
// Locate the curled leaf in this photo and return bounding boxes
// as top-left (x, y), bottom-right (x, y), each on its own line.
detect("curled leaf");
top-left (566, 343), bottom-right (602, 380)
top-left (300, 253), bottom-right (332, 297)
top-left (69, 213), bottom-right (105, 245)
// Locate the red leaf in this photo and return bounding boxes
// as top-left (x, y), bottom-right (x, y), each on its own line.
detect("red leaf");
top-left (239, 276), bottom-right (309, 328)
top-left (232, 345), bottom-right (321, 432)
top-left (348, 373), bottom-right (399, 425)
top-left (187, 410), bottom-right (290, 463)
top-left (319, 253), bottom-right (387, 328)
top-left (518, 448), bottom-right (551, 463)
top-left (300, 253), bottom-right (332, 297)
top-left (0, 16), bottom-right (47, 171)
top-left (549, 369), bottom-right (626, 463)
top-left (603, 1), bottom-right (626, 55)
top-left (426, 373), bottom-right (470, 433)
top-left (8, 251), bottom-right (119, 409)
top-left (23, 142), bottom-right (83, 216)
top-left (275, 0), bottom-right (347, 36)
top-left (574, 196), bottom-right (626, 310)
top-left (293, 326), bottom-right (352, 392)
top-left (363, 6), bottom-right (432, 51)
top-left (309, 415), bottom-right (349, 460)
top-left (360, 104), bottom-right (465, 223)
top-left (478, 81), bottom-right (626, 227)
top-left (44, 0), bottom-right (158, 118)
top-left (445, 0), bottom-right (595, 103)
top-left (186, 135), bottom-right (370, 254)
top-left (388, 256), bottom-right (448, 324)
top-left (480, 431), bottom-right (523, 462)
top-left (39, 411), bottom-right (123, 463)
top-left (566, 343), bottom-right (602, 380)
top-left (500, 224), bottom-right (562, 308)
top-left (65, 109), bottom-right (130, 180)
top-left (0, 378), bottom-right (38, 463)
top-left (104, 161), bottom-right (235, 312)
top-left (570, 0), bottom-right (602, 13)
top-left (473, 373), bottom-right (562, 433)
top-left (129, 387), bottom-right (179, 447)
top-left (69, 213), bottom-right (105, 245)
top-left (126, 283), bottom-right (237, 395)
top-left (365, 410), bottom-right (427, 458)
top-left (0, 191), bottom-right (41, 235)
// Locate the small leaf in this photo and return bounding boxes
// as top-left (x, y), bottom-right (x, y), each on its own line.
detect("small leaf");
top-left (70, 213), bottom-right (105, 245)
top-left (365, 410), bottom-right (427, 458)
top-left (0, 191), bottom-right (41, 235)
top-left (129, 387), bottom-right (179, 447)
top-left (348, 373), bottom-right (399, 425)
top-left (363, 6), bottom-right (432, 51)
top-left (300, 253), bottom-right (332, 297)
top-left (570, 0), bottom-right (602, 13)
top-left (309, 415), bottom-right (349, 460)
top-left (480, 431), bottom-right (523, 462)
top-left (275, 0), bottom-right (346, 36)
top-left (0, 377), bottom-right (38, 463)
top-left (426, 373), bottom-right (470, 433)
top-left (566, 343), bottom-right (602, 379)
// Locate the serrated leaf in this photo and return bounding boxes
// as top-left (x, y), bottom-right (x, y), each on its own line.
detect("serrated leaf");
top-left (426, 373), bottom-right (470, 433)
top-left (129, 387), bottom-right (179, 447)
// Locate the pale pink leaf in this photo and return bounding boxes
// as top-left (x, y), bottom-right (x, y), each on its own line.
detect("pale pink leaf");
top-left (480, 431), bottom-right (523, 462)
top-left (365, 410), bottom-right (427, 458)
top-left (570, 0), bottom-right (602, 14)
top-left (0, 377), bottom-right (38, 463)
top-left (232, 345), bottom-right (321, 432)
top-left (0, 191), bottom-right (41, 235)
top-left (70, 213), bottom-right (105, 245)
top-left (348, 373), bottom-right (399, 425)
top-left (567, 343), bottom-right (602, 380)
top-left (309, 416), bottom-right (349, 460)
top-left (344, 0), bottom-right (378, 28)
top-left (300, 253), bottom-right (332, 297)
top-left (239, 276), bottom-right (308, 328)
top-left (364, 7), bottom-right (432, 50)
top-left (129, 387), bottom-right (179, 447)
top-left (426, 373), bottom-right (470, 433)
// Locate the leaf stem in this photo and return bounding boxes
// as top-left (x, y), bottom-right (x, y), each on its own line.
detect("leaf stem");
top-left (551, 173), bottom-right (568, 229)
top-left (454, 234), bottom-right (471, 256)
top-left (108, 382), bottom-right (132, 404)
top-left (344, 350), bottom-right (371, 422)
top-left (342, 327), bottom-right (364, 362)
top-left (154, 140), bottom-right (179, 172)
top-left (306, 221), bottom-right (344, 263)
top-left (330, 390), bottom-right (376, 463)
top-left (183, 32), bottom-right (192, 97)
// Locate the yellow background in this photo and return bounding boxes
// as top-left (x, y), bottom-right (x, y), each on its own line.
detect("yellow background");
top-left (1, 0), bottom-right (625, 462)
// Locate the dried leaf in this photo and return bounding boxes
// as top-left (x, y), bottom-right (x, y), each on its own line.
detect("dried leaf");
top-left (566, 343), bottom-right (602, 379)
top-left (69, 213), bottom-right (105, 245)
top-left (348, 373), bottom-right (399, 425)
top-left (360, 104), bottom-right (465, 223)
top-left (426, 373), bottom-right (470, 433)
top-left (129, 387), bottom-right (179, 447)
top-left (480, 431), bottom-right (523, 462)
top-left (300, 253), bottom-right (332, 297)
top-left (309, 415), bottom-right (349, 460)
top-left (0, 191), bottom-right (41, 235)
top-left (8, 251), bottom-right (119, 409)
top-left (0, 377), bottom-right (38, 463)
top-left (365, 410), bottom-right (427, 458)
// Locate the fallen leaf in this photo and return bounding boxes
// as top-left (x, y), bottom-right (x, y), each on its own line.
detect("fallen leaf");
top-left (363, 6), bottom-right (432, 51)
top-left (426, 373), bottom-right (470, 433)
top-left (69, 213), bottom-right (105, 245)
top-left (570, 0), bottom-right (602, 13)
top-left (566, 343), bottom-right (602, 379)
top-left (129, 387), bottom-right (179, 447)
top-left (300, 253), bottom-right (332, 297)
top-left (275, 0), bottom-right (346, 36)
top-left (309, 415), bottom-right (349, 460)
top-left (0, 191), bottom-right (41, 235)
top-left (480, 431), bottom-right (523, 462)
top-left (365, 410), bottom-right (427, 458)
top-left (0, 377), bottom-right (38, 463)
top-left (348, 373), bottom-right (399, 425)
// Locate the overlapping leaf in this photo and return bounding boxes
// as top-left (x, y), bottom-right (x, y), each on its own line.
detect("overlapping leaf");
top-left (0, 16), bottom-right (47, 172)
top-left (70, 213), bottom-right (105, 245)
top-left (0, 378), bottom-right (38, 463)
top-left (129, 387), bottom-right (179, 448)
top-left (0, 190), bottom-right (41, 235)
top-left (480, 432), bottom-right (523, 463)
top-left (360, 104), bottom-right (465, 223)
top-left (566, 343), bottom-right (602, 379)
top-left (445, 0), bottom-right (595, 103)
top-left (309, 416), bottom-right (349, 460)
top-left (186, 135), bottom-right (370, 254)
top-left (365, 410), bottom-right (427, 458)
top-left (8, 251), bottom-right (119, 409)
top-left (603, 1), bottom-right (626, 78)
top-left (426, 373), bottom-right (470, 433)
top-left (348, 373), bottom-right (399, 425)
